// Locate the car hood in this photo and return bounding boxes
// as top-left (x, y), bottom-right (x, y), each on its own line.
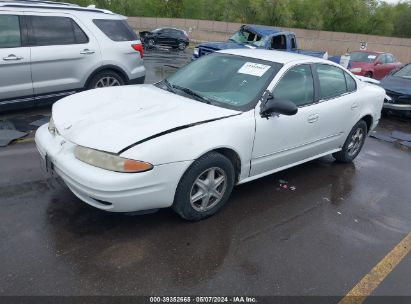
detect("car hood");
top-left (198, 41), bottom-right (256, 51)
top-left (52, 85), bottom-right (240, 154)
top-left (380, 76), bottom-right (411, 96)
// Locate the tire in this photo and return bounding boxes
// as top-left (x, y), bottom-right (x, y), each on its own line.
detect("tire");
top-left (333, 120), bottom-right (367, 163)
top-left (172, 152), bottom-right (235, 221)
top-left (364, 72), bottom-right (373, 78)
top-left (148, 38), bottom-right (155, 48)
top-left (88, 70), bottom-right (125, 89)
top-left (178, 42), bottom-right (186, 51)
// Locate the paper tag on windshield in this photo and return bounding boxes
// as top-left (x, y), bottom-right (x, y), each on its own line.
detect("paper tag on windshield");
top-left (238, 62), bottom-right (271, 77)
top-left (368, 55), bottom-right (377, 59)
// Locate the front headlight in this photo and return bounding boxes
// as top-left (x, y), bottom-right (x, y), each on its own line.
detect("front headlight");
top-left (74, 146), bottom-right (153, 173)
top-left (193, 47), bottom-right (199, 56)
top-left (48, 117), bottom-right (57, 136)
top-left (350, 67), bottom-right (362, 73)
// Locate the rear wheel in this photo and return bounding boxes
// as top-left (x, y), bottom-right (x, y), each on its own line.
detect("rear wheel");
top-left (88, 70), bottom-right (124, 89)
top-left (173, 152), bottom-right (235, 221)
top-left (333, 120), bottom-right (367, 163)
top-left (364, 72), bottom-right (373, 78)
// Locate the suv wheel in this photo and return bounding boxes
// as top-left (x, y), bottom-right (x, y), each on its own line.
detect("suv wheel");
top-left (88, 71), bottom-right (124, 89)
top-left (333, 120), bottom-right (367, 163)
top-left (178, 42), bottom-right (186, 50)
top-left (173, 152), bottom-right (235, 221)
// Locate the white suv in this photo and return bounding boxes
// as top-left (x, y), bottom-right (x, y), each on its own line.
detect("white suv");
top-left (0, 0), bottom-right (145, 111)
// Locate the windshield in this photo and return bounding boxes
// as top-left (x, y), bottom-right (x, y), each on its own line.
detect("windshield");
top-left (393, 64), bottom-right (411, 79)
top-left (229, 30), bottom-right (268, 47)
top-left (350, 52), bottom-right (378, 63)
top-left (159, 54), bottom-right (281, 111)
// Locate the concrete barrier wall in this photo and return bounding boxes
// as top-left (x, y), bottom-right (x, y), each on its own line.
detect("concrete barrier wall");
top-left (127, 17), bottom-right (411, 63)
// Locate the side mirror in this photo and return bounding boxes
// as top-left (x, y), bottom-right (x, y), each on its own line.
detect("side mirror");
top-left (260, 91), bottom-right (298, 118)
top-left (375, 61), bottom-right (383, 66)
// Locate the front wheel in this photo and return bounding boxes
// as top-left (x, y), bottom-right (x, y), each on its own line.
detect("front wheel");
top-left (173, 152), bottom-right (235, 221)
top-left (333, 120), bottom-right (367, 163)
top-left (178, 42), bottom-right (186, 51)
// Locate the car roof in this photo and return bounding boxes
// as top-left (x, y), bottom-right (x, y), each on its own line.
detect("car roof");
top-left (154, 27), bottom-right (183, 31)
top-left (243, 25), bottom-right (284, 37)
top-left (0, 0), bottom-right (117, 17)
top-left (218, 49), bottom-right (329, 65)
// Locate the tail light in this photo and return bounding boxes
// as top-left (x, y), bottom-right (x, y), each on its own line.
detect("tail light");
top-left (132, 44), bottom-right (144, 58)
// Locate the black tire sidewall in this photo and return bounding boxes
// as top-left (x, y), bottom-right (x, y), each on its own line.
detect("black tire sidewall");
top-left (88, 71), bottom-right (124, 89)
top-left (173, 152), bottom-right (235, 221)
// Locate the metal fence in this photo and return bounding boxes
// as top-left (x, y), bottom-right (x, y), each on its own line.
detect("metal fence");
top-left (127, 17), bottom-right (411, 63)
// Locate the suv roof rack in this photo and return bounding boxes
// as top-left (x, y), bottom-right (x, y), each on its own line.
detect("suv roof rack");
top-left (0, 0), bottom-right (114, 14)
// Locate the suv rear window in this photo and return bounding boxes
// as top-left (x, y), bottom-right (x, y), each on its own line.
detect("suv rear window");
top-left (93, 19), bottom-right (137, 41)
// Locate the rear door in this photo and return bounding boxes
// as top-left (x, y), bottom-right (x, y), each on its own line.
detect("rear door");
top-left (27, 13), bottom-right (101, 100)
top-left (0, 13), bottom-right (33, 105)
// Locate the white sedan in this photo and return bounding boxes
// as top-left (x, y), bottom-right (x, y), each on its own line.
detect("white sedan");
top-left (35, 49), bottom-right (385, 221)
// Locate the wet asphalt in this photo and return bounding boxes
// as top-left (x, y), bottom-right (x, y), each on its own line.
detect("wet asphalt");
top-left (1, 48), bottom-right (411, 299)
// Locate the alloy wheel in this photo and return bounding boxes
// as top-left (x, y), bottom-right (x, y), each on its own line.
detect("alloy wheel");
top-left (190, 167), bottom-right (227, 212)
top-left (347, 127), bottom-right (364, 157)
top-left (95, 77), bottom-right (121, 88)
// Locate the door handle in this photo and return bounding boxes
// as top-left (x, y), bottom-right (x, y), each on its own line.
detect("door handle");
top-left (3, 54), bottom-right (23, 61)
top-left (351, 103), bottom-right (359, 110)
top-left (80, 49), bottom-right (95, 55)
top-left (307, 114), bottom-right (319, 123)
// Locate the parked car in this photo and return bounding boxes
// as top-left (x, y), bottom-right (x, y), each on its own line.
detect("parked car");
top-left (140, 27), bottom-right (189, 50)
top-left (0, 0), bottom-right (145, 112)
top-left (36, 50), bottom-right (385, 221)
top-left (192, 24), bottom-right (328, 60)
top-left (349, 50), bottom-right (402, 80)
top-left (380, 63), bottom-right (411, 117)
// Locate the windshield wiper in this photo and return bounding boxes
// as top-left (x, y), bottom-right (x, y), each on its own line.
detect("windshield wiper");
top-left (172, 85), bottom-right (213, 104)
top-left (159, 79), bottom-right (176, 93)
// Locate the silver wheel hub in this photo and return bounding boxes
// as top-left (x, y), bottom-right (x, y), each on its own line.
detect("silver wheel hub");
top-left (190, 167), bottom-right (227, 212)
top-left (347, 128), bottom-right (364, 157)
top-left (95, 76), bottom-right (120, 88)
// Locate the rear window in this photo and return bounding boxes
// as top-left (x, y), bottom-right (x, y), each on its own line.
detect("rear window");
top-left (93, 19), bottom-right (137, 41)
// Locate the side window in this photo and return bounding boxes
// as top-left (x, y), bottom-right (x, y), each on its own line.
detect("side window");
top-left (29, 16), bottom-right (87, 46)
top-left (72, 20), bottom-right (89, 44)
top-left (273, 64), bottom-right (314, 107)
top-left (386, 54), bottom-right (394, 63)
top-left (93, 19), bottom-right (137, 41)
top-left (271, 35), bottom-right (286, 50)
top-left (316, 64), bottom-right (348, 100)
top-left (378, 54), bottom-right (387, 64)
top-left (344, 72), bottom-right (357, 93)
top-left (0, 15), bottom-right (21, 48)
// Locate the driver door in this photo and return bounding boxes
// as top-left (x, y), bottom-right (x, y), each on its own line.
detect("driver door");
top-left (251, 64), bottom-right (321, 176)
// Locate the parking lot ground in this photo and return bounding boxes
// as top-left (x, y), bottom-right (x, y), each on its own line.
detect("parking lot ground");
top-left (1, 49), bottom-right (411, 300)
